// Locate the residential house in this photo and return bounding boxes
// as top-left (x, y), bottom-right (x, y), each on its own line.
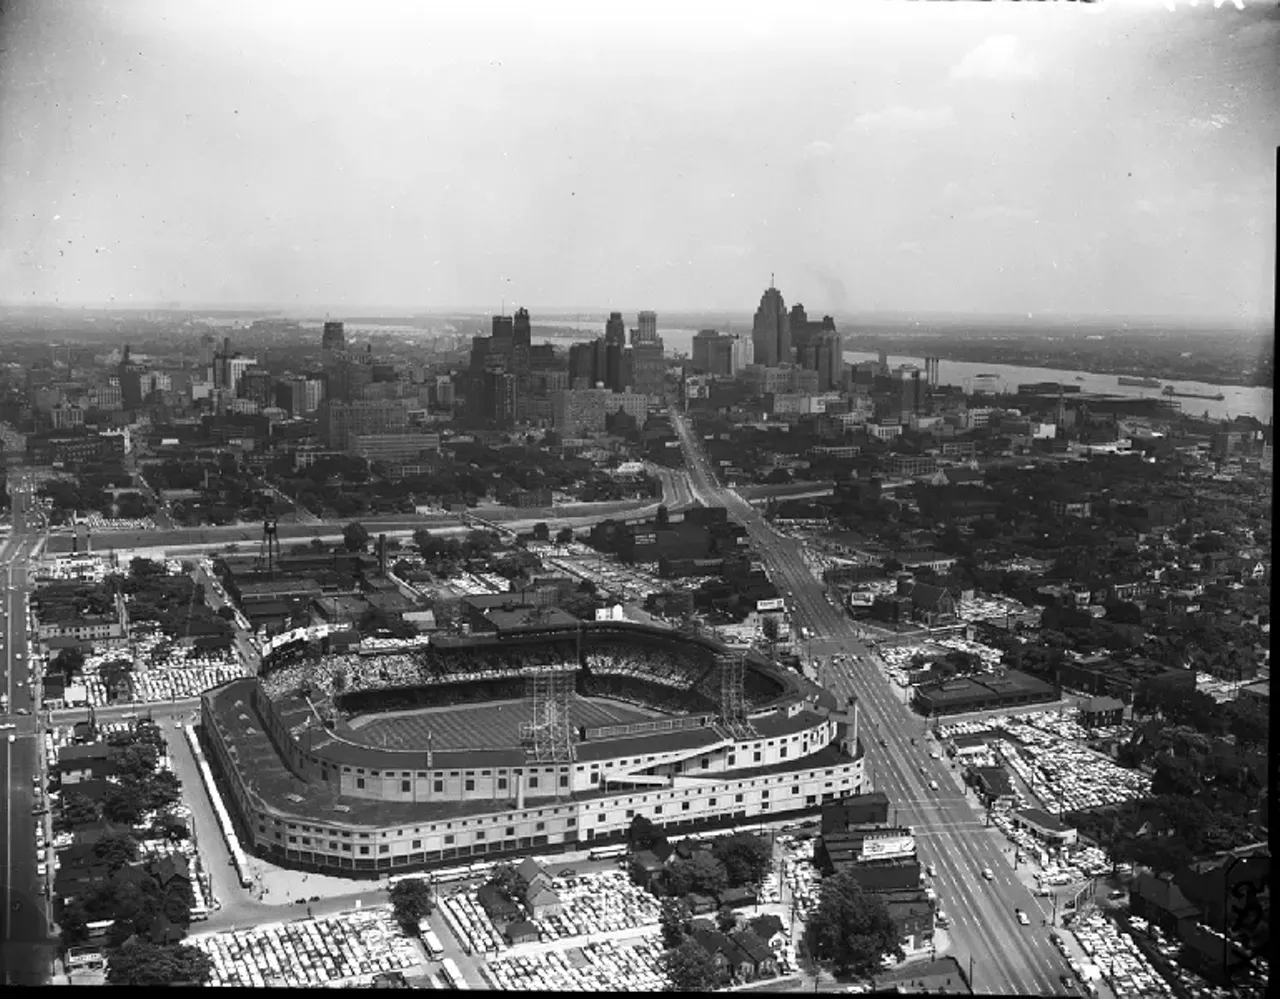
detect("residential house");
top-left (1079, 695), bottom-right (1125, 728)
top-left (525, 883), bottom-right (563, 921)
top-left (730, 929), bottom-right (779, 979)
top-left (1130, 873), bottom-right (1201, 938)
top-left (747, 914), bottom-right (787, 952)
top-left (504, 920), bottom-right (540, 945)
top-left (475, 882), bottom-right (522, 924)
top-left (716, 886), bottom-right (756, 910)
top-left (629, 849), bottom-right (667, 891)
top-left (689, 925), bottom-right (754, 985)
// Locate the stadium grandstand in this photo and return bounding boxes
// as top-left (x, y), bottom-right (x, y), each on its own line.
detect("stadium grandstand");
top-left (200, 621), bottom-right (869, 876)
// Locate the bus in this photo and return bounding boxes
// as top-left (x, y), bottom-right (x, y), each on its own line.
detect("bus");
top-left (419, 924), bottom-right (445, 961)
top-left (441, 957), bottom-right (469, 990)
top-left (587, 844), bottom-right (628, 861)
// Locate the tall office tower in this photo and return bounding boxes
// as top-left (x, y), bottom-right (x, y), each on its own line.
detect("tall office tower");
top-left (789, 304), bottom-right (811, 354)
top-left (629, 341), bottom-right (665, 397)
top-left (605, 312), bottom-right (627, 347)
top-left (568, 342), bottom-right (598, 388)
top-left (238, 368), bottom-right (275, 407)
top-left (925, 357), bottom-right (940, 387)
top-left (199, 334), bottom-right (217, 369)
top-left (604, 338), bottom-right (628, 392)
top-left (322, 321), bottom-right (346, 352)
top-left (634, 311), bottom-right (659, 345)
top-left (816, 331), bottom-right (843, 391)
top-left (751, 280), bottom-right (791, 367)
top-left (896, 367), bottom-right (923, 418)
top-left (692, 330), bottom-right (719, 372)
top-left (118, 345), bottom-right (148, 410)
top-left (878, 349), bottom-right (889, 377)
top-left (512, 307), bottom-right (532, 348)
top-left (492, 314), bottom-right (515, 341)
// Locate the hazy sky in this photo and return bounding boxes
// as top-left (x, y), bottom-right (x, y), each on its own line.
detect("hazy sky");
top-left (2, 0), bottom-right (1277, 318)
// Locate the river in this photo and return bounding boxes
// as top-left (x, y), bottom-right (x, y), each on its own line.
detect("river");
top-left (531, 324), bottom-right (1272, 424)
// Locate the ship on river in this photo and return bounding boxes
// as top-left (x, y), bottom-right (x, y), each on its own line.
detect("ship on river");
top-left (1118, 376), bottom-right (1162, 388)
top-left (1163, 385), bottom-right (1226, 401)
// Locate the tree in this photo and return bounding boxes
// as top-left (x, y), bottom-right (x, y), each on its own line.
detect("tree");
top-left (665, 852), bottom-right (729, 898)
top-left (716, 906), bottom-right (738, 933)
top-left (531, 522), bottom-right (550, 541)
top-left (712, 832), bottom-right (772, 888)
top-left (343, 521), bottom-right (370, 552)
top-left (555, 526), bottom-right (575, 544)
top-left (660, 936), bottom-right (721, 992)
top-left (93, 833), bottom-right (140, 873)
top-left (103, 783), bottom-right (148, 825)
top-left (760, 615), bottom-right (780, 653)
top-left (659, 897), bottom-right (693, 948)
top-left (389, 878), bottom-right (434, 928)
top-left (142, 770), bottom-right (184, 812)
top-left (488, 864), bottom-right (524, 902)
top-left (58, 792), bottom-right (102, 829)
top-left (58, 899), bottom-right (91, 946)
top-left (105, 939), bottom-right (213, 986)
top-left (806, 870), bottom-right (904, 981)
top-left (54, 646), bottom-right (86, 680)
top-left (628, 814), bottom-right (668, 855)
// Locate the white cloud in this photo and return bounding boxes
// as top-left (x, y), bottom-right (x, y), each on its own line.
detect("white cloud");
top-left (895, 241), bottom-right (924, 254)
top-left (801, 139), bottom-right (835, 160)
top-left (950, 36), bottom-right (1039, 82)
top-left (941, 181), bottom-right (962, 201)
top-left (1187, 114), bottom-right (1232, 131)
top-left (849, 106), bottom-right (955, 133)
top-left (963, 204), bottom-right (1036, 223)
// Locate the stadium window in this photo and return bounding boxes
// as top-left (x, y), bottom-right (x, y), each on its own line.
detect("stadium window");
top-left (357, 778), bottom-right (366, 789)
top-left (728, 755), bottom-right (736, 766)
top-left (709, 798), bottom-right (716, 807)
top-left (401, 781), bottom-right (410, 793)
top-left (735, 794), bottom-right (744, 803)
top-left (482, 770), bottom-right (491, 777)
top-left (566, 818), bottom-right (575, 828)
top-left (379, 844), bottom-right (389, 854)
top-left (360, 846), bottom-right (370, 855)
top-left (506, 827), bottom-right (514, 837)
top-left (288, 836), bottom-right (297, 844)
top-left (792, 786), bottom-right (799, 795)
top-left (498, 778), bottom-right (508, 790)
top-left (465, 779), bottom-right (475, 792)
top-left (654, 806), bottom-right (663, 815)
top-left (372, 771), bottom-right (380, 777)
top-left (450, 771), bottom-right (460, 777)
top-left (434, 780), bottom-right (443, 793)
top-left (626, 810), bottom-right (634, 818)
top-left (329, 841), bottom-right (337, 850)
top-left (681, 802), bottom-right (690, 812)
top-left (417, 772), bottom-right (426, 778)
top-left (476, 831), bottom-right (485, 841)
top-left (359, 833), bottom-right (370, 839)
top-left (762, 790), bottom-right (769, 799)
top-left (342, 831), bottom-right (351, 838)
top-left (753, 752), bottom-right (762, 763)
top-left (701, 758), bottom-right (709, 769)
top-left (402, 772), bottom-right (410, 778)
top-left (780, 746), bottom-right (788, 758)
top-left (342, 843), bottom-right (352, 852)
top-left (598, 813), bottom-right (606, 824)
top-left (444, 834), bottom-right (455, 845)
top-left (301, 836), bottom-right (311, 845)
top-left (559, 775), bottom-right (568, 788)
top-left (529, 776), bottom-right (539, 788)
top-left (535, 822), bottom-right (545, 832)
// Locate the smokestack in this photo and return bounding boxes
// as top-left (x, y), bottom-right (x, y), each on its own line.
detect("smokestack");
top-left (516, 771), bottom-right (525, 810)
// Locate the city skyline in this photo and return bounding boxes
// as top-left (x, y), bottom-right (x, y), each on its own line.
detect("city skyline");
top-left (2, 0), bottom-right (1277, 319)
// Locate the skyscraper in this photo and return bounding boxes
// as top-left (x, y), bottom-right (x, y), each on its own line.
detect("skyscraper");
top-left (513, 307), bottom-right (532, 348)
top-left (751, 280), bottom-right (791, 367)
top-left (605, 312), bottom-right (627, 347)
top-left (634, 311), bottom-right (659, 345)
top-left (322, 321), bottom-right (346, 352)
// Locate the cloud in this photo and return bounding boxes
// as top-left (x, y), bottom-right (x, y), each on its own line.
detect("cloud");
top-left (1187, 113), bottom-right (1232, 131)
top-left (895, 241), bottom-right (925, 255)
top-left (849, 106), bottom-right (955, 133)
top-left (941, 181), bottom-right (962, 201)
top-left (950, 36), bottom-right (1039, 82)
top-left (801, 139), bottom-right (835, 160)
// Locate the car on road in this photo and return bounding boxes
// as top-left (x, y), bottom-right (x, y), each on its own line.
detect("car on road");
top-left (982, 867), bottom-right (994, 880)
top-left (878, 738), bottom-right (888, 748)
top-left (926, 864), bottom-right (937, 877)
top-left (17, 707), bottom-right (29, 715)
top-left (1016, 909), bottom-right (1030, 926)
top-left (929, 779), bottom-right (939, 791)
top-left (36, 861), bottom-right (47, 878)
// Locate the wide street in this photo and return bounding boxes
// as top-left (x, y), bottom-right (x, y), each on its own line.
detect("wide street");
top-left (1, 471), bottom-right (55, 986)
top-left (671, 411), bottom-right (1074, 996)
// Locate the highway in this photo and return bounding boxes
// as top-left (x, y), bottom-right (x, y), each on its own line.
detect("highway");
top-left (671, 412), bottom-right (1073, 996)
top-left (1, 471), bottom-right (55, 986)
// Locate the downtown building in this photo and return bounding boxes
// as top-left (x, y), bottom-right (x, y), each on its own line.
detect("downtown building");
top-left (751, 282), bottom-right (791, 367)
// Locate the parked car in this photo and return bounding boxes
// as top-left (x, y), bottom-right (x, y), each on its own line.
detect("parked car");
top-left (1016, 909), bottom-right (1030, 926)
top-left (982, 868), bottom-right (994, 880)
top-left (927, 864), bottom-right (937, 878)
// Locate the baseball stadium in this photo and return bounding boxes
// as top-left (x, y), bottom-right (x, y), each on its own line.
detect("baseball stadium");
top-left (200, 621), bottom-right (868, 876)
